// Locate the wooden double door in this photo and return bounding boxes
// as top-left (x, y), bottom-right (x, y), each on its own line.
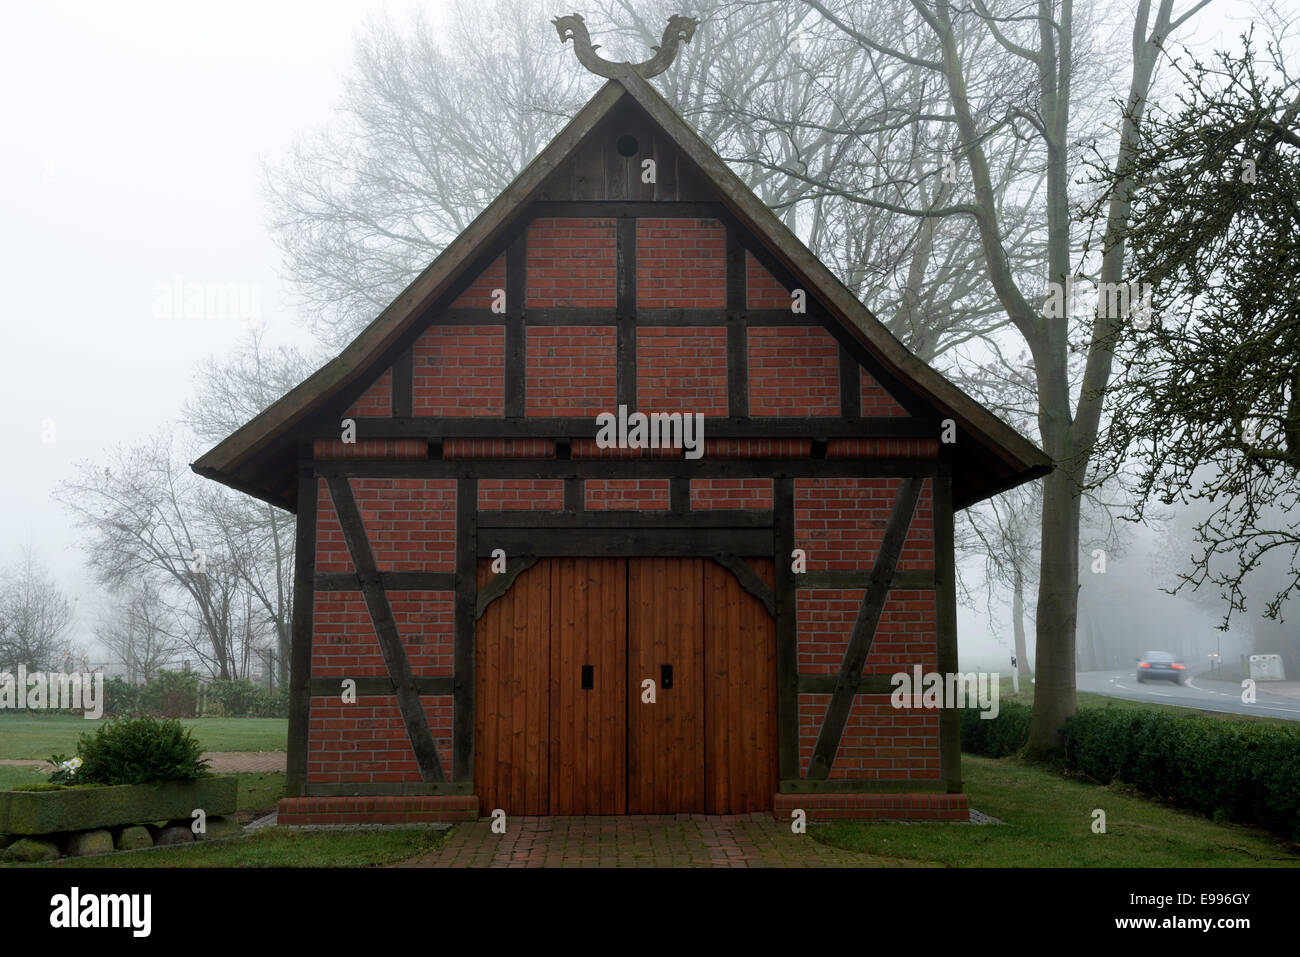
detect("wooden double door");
top-left (475, 557), bottom-right (777, 815)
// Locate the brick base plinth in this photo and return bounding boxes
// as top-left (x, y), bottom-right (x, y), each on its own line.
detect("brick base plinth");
top-left (278, 795), bottom-right (479, 826)
top-left (773, 792), bottom-right (968, 821)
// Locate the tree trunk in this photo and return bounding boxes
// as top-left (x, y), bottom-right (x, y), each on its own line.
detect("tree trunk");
top-left (1028, 462), bottom-right (1081, 752)
top-left (1012, 567), bottom-right (1031, 678)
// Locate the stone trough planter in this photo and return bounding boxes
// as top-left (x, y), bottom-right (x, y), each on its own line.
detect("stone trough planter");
top-left (0, 776), bottom-right (237, 837)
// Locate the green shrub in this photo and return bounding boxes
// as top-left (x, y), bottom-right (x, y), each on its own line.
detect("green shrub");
top-left (201, 679), bottom-right (287, 718)
top-left (961, 702), bottom-right (1300, 841)
top-left (103, 676), bottom-right (139, 717)
top-left (1061, 709), bottom-right (1300, 842)
top-left (138, 670), bottom-right (198, 718)
top-left (959, 701), bottom-right (1032, 757)
top-left (71, 716), bottom-right (211, 786)
top-left (267, 683), bottom-right (289, 718)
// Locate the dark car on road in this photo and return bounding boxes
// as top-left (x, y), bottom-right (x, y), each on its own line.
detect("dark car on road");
top-left (1137, 651), bottom-right (1188, 684)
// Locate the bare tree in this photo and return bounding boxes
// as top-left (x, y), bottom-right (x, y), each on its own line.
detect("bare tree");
top-left (54, 432), bottom-right (266, 680)
top-left (184, 329), bottom-right (315, 683)
top-left (94, 579), bottom-right (184, 683)
top-left (265, 0), bottom-right (590, 349)
top-left (782, 0), bottom-right (1211, 750)
top-left (0, 545), bottom-right (77, 672)
top-left (593, 0), bottom-right (1045, 365)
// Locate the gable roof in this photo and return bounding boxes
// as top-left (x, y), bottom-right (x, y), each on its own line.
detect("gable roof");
top-left (193, 68), bottom-right (1051, 511)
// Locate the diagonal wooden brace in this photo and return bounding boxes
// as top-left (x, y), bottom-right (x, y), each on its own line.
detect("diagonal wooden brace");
top-left (325, 476), bottom-right (446, 783)
top-left (806, 478), bottom-right (923, 780)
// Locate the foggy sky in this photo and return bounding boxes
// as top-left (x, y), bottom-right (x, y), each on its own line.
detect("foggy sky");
top-left (0, 0), bottom-right (1257, 668)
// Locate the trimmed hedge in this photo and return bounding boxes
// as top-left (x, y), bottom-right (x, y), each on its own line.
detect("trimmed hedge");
top-left (1062, 708), bottom-right (1300, 842)
top-left (960, 703), bottom-right (1300, 841)
top-left (959, 700), bottom-right (1034, 757)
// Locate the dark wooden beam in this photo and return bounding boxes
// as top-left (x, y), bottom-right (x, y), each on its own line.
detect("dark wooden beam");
top-left (485, 526), bottom-right (771, 557)
top-left (476, 510), bottom-right (772, 529)
top-left (453, 478), bottom-right (477, 782)
top-left (474, 554), bottom-right (539, 620)
top-left (806, 478), bottom-right (923, 780)
top-left (325, 476), bottom-right (446, 783)
top-left (391, 346), bottom-right (413, 419)
top-left (797, 674), bottom-right (897, 695)
top-left (523, 307), bottom-right (618, 325)
top-left (563, 477), bottom-right (582, 512)
top-left (669, 477), bottom-right (689, 515)
top-left (820, 319), bottom-right (932, 419)
top-left (838, 350), bottom-right (861, 420)
top-left (420, 309), bottom-right (511, 326)
top-left (725, 227), bottom-right (748, 418)
top-left (773, 478), bottom-right (799, 782)
top-left (564, 307), bottom-right (819, 326)
top-left (342, 415), bottom-right (939, 440)
top-left (315, 457), bottom-right (940, 481)
top-left (740, 308), bottom-right (833, 324)
top-left (532, 200), bottom-right (722, 219)
top-left (509, 306), bottom-right (820, 327)
top-left (711, 553), bottom-right (776, 618)
top-left (504, 233), bottom-right (527, 418)
top-left (934, 473), bottom-right (962, 793)
top-left (616, 217), bottom-right (637, 408)
top-left (284, 462), bottom-right (317, 797)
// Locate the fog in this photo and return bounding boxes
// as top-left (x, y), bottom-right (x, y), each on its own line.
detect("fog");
top-left (0, 1), bottom-right (1280, 678)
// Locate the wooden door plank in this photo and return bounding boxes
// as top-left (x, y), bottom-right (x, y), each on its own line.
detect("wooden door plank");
top-left (628, 558), bottom-right (705, 813)
top-left (704, 558), bottom-right (778, 813)
top-left (474, 557), bottom-right (550, 815)
top-left (528, 560), bottom-right (550, 813)
top-left (603, 558), bottom-right (628, 813)
top-left (548, 557), bottom-right (626, 814)
top-left (548, 560), bottom-right (572, 813)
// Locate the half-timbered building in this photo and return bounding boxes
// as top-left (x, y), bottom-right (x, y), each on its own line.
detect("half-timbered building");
top-left (194, 20), bottom-right (1050, 825)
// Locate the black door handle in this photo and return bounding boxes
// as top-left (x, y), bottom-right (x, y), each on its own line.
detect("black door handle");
top-left (581, 665), bottom-right (593, 690)
top-left (661, 664), bottom-right (673, 689)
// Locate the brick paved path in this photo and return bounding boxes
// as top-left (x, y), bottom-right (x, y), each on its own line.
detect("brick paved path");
top-left (203, 751), bottom-right (286, 773)
top-left (394, 814), bottom-right (928, 868)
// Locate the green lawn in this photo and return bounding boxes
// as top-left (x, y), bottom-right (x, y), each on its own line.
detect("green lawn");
top-left (11, 825), bottom-right (447, 868)
top-left (0, 764), bottom-right (47, 790)
top-left (812, 754), bottom-right (1300, 867)
top-left (0, 714), bottom-right (287, 759)
top-left (235, 772), bottom-right (285, 814)
top-left (0, 770), bottom-right (405, 868)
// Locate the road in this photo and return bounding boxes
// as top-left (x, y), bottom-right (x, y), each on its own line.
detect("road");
top-left (1075, 670), bottom-right (1300, 722)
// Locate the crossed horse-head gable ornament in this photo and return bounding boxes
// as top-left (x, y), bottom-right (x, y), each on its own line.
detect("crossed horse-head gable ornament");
top-left (553, 13), bottom-right (699, 78)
